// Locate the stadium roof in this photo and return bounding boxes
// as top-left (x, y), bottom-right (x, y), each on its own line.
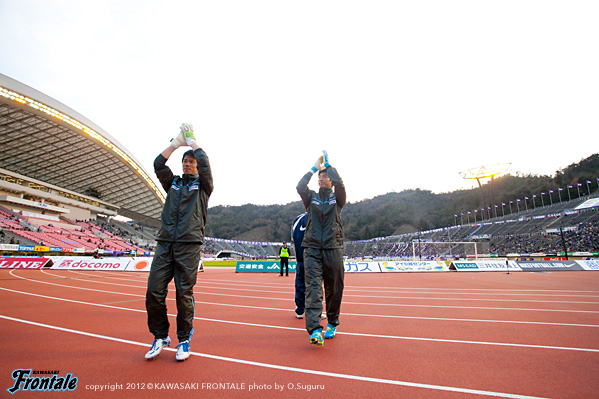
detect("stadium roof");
top-left (0, 74), bottom-right (164, 226)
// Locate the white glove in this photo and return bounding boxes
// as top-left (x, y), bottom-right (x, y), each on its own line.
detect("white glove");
top-left (310, 155), bottom-right (325, 174)
top-left (180, 123), bottom-right (196, 145)
top-left (170, 133), bottom-right (185, 149)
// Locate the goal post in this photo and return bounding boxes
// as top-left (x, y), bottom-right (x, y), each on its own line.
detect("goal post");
top-left (411, 241), bottom-right (478, 261)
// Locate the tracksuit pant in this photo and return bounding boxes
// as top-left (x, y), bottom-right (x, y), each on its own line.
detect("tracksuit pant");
top-left (304, 247), bottom-right (344, 334)
top-left (146, 241), bottom-right (202, 343)
top-left (280, 257), bottom-right (289, 276)
top-left (294, 260), bottom-right (305, 315)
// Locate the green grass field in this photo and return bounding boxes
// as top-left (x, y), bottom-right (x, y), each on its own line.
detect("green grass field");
top-left (203, 260), bottom-right (237, 267)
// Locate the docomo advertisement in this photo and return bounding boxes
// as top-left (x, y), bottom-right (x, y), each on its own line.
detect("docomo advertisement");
top-left (378, 261), bottom-right (449, 272)
top-left (50, 257), bottom-right (130, 271)
top-left (124, 257), bottom-right (204, 272)
top-left (0, 257), bottom-right (51, 269)
top-left (126, 257), bottom-right (153, 272)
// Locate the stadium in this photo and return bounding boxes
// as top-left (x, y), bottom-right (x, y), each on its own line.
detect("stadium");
top-left (2, 73), bottom-right (599, 398)
top-left (1, 72), bottom-right (598, 260)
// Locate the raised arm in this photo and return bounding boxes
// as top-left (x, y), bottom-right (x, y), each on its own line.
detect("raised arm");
top-left (296, 155), bottom-right (324, 209)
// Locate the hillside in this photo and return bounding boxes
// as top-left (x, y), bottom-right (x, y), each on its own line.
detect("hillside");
top-left (204, 154), bottom-right (599, 242)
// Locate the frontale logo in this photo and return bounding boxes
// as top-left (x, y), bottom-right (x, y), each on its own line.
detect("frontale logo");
top-left (7, 369), bottom-right (78, 394)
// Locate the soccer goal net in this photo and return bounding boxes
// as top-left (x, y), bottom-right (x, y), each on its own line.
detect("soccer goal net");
top-left (411, 241), bottom-right (478, 261)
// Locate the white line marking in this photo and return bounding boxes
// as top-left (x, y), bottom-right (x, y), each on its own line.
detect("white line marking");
top-left (1, 287), bottom-right (598, 353)
top-left (64, 270), bottom-right (599, 298)
top-left (9, 270), bottom-right (599, 317)
top-left (44, 270), bottom-right (599, 305)
top-left (0, 314), bottom-right (549, 399)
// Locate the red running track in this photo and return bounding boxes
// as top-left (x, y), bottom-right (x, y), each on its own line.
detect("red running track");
top-left (1, 268), bottom-right (598, 398)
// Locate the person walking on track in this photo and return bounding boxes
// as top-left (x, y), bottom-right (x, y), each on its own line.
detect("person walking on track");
top-left (296, 151), bottom-right (346, 346)
top-left (145, 123), bottom-right (213, 361)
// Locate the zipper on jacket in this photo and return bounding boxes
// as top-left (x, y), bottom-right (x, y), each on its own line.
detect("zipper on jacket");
top-left (172, 178), bottom-right (183, 240)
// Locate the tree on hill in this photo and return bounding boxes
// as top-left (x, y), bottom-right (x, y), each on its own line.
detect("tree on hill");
top-left (205, 154), bottom-right (599, 242)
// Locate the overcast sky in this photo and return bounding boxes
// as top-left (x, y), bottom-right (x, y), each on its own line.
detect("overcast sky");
top-left (1, 1), bottom-right (597, 207)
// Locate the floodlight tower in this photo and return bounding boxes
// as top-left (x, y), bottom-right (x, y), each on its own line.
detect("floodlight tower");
top-left (459, 163), bottom-right (511, 219)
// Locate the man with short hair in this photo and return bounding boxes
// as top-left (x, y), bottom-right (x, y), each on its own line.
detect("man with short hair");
top-left (145, 123), bottom-right (213, 362)
top-left (296, 151), bottom-right (346, 346)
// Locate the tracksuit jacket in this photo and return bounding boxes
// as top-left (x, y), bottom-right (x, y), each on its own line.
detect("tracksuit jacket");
top-left (154, 149), bottom-right (213, 243)
top-left (296, 166), bottom-right (346, 334)
top-left (146, 148), bottom-right (213, 342)
top-left (297, 166), bottom-right (346, 249)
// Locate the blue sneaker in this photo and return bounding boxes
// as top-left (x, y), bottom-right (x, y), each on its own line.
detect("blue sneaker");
top-left (309, 329), bottom-right (324, 346)
top-left (176, 341), bottom-right (190, 361)
top-left (324, 324), bottom-right (336, 339)
top-left (145, 337), bottom-right (171, 360)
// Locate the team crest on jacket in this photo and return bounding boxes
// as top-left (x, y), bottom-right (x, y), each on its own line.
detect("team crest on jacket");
top-left (189, 185), bottom-right (199, 191)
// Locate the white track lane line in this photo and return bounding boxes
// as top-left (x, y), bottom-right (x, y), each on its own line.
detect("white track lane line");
top-left (31, 270), bottom-right (599, 313)
top-left (166, 276), bottom-right (599, 293)
top-left (0, 314), bottom-right (549, 399)
top-left (13, 270), bottom-right (599, 325)
top-left (1, 286), bottom-right (598, 353)
top-left (66, 270), bottom-right (599, 297)
top-left (45, 270), bottom-right (599, 304)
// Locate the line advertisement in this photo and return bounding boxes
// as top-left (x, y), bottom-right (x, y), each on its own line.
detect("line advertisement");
top-left (0, 257), bottom-right (51, 269)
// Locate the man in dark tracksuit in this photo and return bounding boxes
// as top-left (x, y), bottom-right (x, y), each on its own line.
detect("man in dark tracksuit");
top-left (279, 242), bottom-right (290, 276)
top-left (296, 151), bottom-right (346, 346)
top-left (292, 213), bottom-right (307, 318)
top-left (145, 123), bottom-right (213, 361)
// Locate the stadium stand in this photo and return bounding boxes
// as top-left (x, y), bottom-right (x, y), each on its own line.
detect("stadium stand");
top-left (344, 195), bottom-right (599, 260)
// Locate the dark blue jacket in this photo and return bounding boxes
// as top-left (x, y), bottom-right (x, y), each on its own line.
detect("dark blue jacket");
top-left (292, 213), bottom-right (307, 261)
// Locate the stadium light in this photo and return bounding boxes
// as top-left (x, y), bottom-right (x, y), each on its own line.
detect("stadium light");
top-left (0, 85), bottom-right (166, 204)
top-left (459, 163), bottom-right (511, 221)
